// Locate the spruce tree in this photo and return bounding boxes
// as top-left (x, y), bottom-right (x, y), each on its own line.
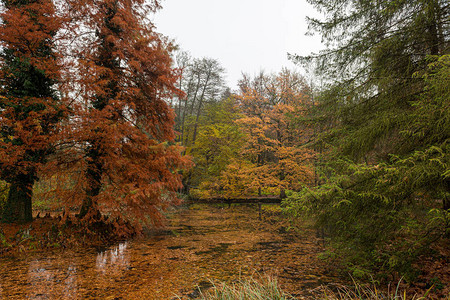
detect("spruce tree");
top-left (287, 0), bottom-right (449, 278)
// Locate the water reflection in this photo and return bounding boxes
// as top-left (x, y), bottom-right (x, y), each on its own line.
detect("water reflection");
top-left (25, 258), bottom-right (82, 299)
top-left (0, 242), bottom-right (131, 299)
top-left (0, 206), bottom-right (336, 299)
top-left (96, 242), bottom-right (129, 274)
top-left (64, 265), bottom-right (78, 299)
top-left (27, 260), bottom-right (55, 298)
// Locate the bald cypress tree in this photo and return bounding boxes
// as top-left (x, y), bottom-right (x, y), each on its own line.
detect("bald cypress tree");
top-left (69, 0), bottom-right (189, 223)
top-left (0, 0), bottom-right (64, 223)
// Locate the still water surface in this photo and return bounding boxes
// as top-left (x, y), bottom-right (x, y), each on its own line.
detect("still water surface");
top-left (0, 205), bottom-right (337, 299)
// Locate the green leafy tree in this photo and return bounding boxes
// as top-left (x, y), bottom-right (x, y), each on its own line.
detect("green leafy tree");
top-left (171, 53), bottom-right (227, 194)
top-left (187, 98), bottom-right (244, 198)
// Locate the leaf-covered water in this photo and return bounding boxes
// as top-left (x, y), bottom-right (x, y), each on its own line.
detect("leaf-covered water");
top-left (0, 205), bottom-right (340, 299)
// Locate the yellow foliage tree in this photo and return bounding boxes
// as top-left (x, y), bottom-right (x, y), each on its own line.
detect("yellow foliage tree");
top-left (235, 69), bottom-right (315, 196)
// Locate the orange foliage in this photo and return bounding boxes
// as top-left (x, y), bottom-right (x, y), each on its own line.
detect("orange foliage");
top-left (191, 70), bottom-right (315, 199)
top-left (0, 0), bottom-right (67, 222)
top-left (51, 0), bottom-right (191, 224)
top-left (0, 0), bottom-right (62, 78)
top-left (2, 0), bottom-right (193, 226)
top-left (234, 70), bottom-right (315, 196)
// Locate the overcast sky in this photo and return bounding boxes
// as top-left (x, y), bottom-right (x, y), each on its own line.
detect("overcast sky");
top-left (153, 0), bottom-right (324, 90)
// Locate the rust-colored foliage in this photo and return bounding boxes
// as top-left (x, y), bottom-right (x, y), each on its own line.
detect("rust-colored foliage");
top-left (0, 0), bottom-right (190, 226)
top-left (0, 0), bottom-right (66, 223)
top-left (54, 0), bottom-right (191, 225)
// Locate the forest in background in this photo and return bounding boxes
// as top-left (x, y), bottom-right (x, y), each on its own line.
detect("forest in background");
top-left (0, 0), bottom-right (448, 291)
top-left (170, 0), bottom-right (449, 284)
top-left (170, 57), bottom-right (315, 199)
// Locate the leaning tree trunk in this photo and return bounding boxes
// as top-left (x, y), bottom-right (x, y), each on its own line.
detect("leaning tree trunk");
top-left (1, 176), bottom-right (34, 223)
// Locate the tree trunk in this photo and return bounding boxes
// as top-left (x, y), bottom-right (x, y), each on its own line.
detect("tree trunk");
top-left (191, 72), bottom-right (211, 146)
top-left (1, 176), bottom-right (33, 223)
top-left (426, 0), bottom-right (442, 56)
top-left (78, 146), bottom-right (102, 219)
top-left (183, 73), bottom-right (202, 147)
top-left (444, 180), bottom-right (450, 211)
top-left (179, 71), bottom-right (196, 145)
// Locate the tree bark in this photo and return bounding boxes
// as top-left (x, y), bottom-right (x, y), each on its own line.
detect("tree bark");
top-left (183, 72), bottom-right (202, 147)
top-left (191, 70), bottom-right (211, 146)
top-left (444, 180), bottom-right (450, 211)
top-left (1, 176), bottom-right (33, 223)
top-left (78, 145), bottom-right (102, 219)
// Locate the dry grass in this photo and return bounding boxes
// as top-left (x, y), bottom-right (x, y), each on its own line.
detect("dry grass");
top-left (310, 278), bottom-right (438, 300)
top-left (195, 276), bottom-right (443, 300)
top-left (197, 276), bottom-right (295, 300)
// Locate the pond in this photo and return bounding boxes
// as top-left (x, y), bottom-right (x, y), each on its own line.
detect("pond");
top-left (0, 204), bottom-right (340, 299)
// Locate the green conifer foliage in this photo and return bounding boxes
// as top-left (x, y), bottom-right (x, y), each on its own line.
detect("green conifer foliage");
top-left (286, 0), bottom-right (449, 279)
